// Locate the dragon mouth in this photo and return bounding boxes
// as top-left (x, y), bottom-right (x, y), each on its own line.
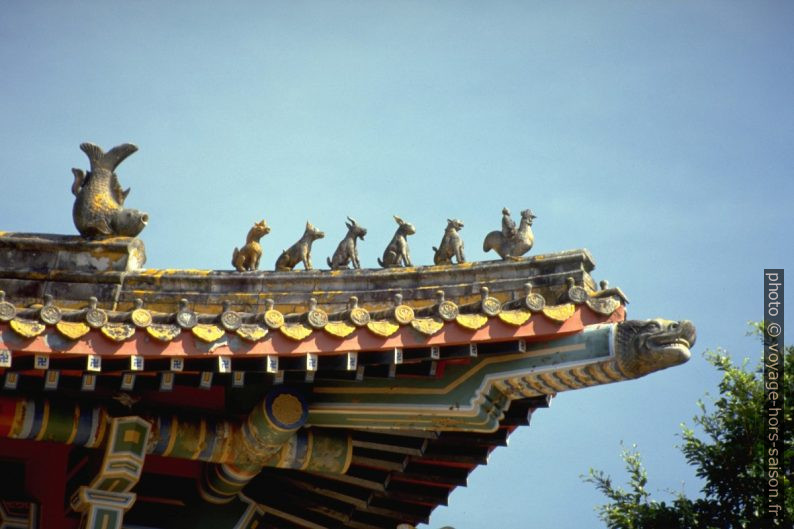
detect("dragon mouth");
top-left (654, 337), bottom-right (694, 351)
top-left (662, 340), bottom-right (693, 361)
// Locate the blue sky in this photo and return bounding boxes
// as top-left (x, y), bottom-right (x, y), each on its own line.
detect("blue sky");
top-left (1, 2), bottom-right (792, 527)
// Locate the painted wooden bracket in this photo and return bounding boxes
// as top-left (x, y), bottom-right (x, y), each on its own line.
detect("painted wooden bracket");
top-left (70, 416), bottom-right (151, 529)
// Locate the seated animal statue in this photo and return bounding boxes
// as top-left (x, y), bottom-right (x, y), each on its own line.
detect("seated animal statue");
top-left (71, 142), bottom-right (149, 238)
top-left (275, 221), bottom-right (325, 271)
top-left (327, 217), bottom-right (367, 270)
top-left (482, 208), bottom-right (537, 259)
top-left (378, 216), bottom-right (416, 268)
top-left (432, 218), bottom-right (465, 265)
top-left (232, 219), bottom-right (270, 272)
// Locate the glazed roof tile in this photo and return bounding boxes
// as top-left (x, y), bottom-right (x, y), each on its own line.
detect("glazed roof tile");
top-left (0, 233), bottom-right (625, 358)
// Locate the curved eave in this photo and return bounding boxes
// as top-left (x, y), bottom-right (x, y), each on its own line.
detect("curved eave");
top-left (0, 304), bottom-right (624, 357)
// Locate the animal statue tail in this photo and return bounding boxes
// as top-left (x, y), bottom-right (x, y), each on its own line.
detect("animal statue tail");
top-left (232, 248), bottom-right (240, 268)
top-left (377, 257), bottom-right (385, 267)
top-left (327, 257), bottom-right (333, 268)
top-left (81, 142), bottom-right (138, 172)
top-left (482, 231), bottom-right (500, 253)
top-left (432, 247), bottom-right (442, 266)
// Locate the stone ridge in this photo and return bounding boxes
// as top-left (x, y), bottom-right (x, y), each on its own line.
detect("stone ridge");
top-left (0, 232), bottom-right (146, 273)
top-left (0, 292), bottom-right (624, 353)
top-left (0, 232), bottom-right (599, 313)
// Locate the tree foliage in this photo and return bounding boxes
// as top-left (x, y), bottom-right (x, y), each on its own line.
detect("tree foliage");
top-left (584, 327), bottom-right (792, 528)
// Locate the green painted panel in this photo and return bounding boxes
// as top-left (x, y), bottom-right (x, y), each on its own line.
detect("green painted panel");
top-left (111, 421), bottom-right (148, 456)
top-left (40, 401), bottom-right (78, 443)
top-left (89, 507), bottom-right (120, 529)
top-left (307, 325), bottom-right (615, 431)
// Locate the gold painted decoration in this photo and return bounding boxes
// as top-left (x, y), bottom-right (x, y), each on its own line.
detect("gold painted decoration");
top-left (101, 323), bottom-right (135, 342)
top-left (131, 308), bottom-right (152, 328)
top-left (366, 320), bottom-right (400, 338)
top-left (349, 307), bottom-right (370, 327)
top-left (0, 299), bottom-right (16, 322)
top-left (279, 324), bottom-right (312, 341)
top-left (56, 321), bottom-right (91, 340)
top-left (497, 379), bottom-right (527, 398)
top-left (586, 296), bottom-right (620, 316)
top-left (567, 285), bottom-right (588, 304)
top-left (600, 360), bottom-right (624, 381)
top-left (433, 417), bottom-right (461, 429)
top-left (537, 372), bottom-right (566, 391)
top-left (456, 313), bottom-right (488, 331)
top-left (39, 305), bottom-right (62, 325)
top-left (146, 324), bottom-right (181, 342)
top-left (393, 305), bottom-right (415, 325)
top-left (324, 321), bottom-right (356, 338)
top-left (9, 319), bottom-right (46, 338)
top-left (524, 293), bottom-right (546, 312)
top-left (85, 307), bottom-right (108, 328)
top-left (542, 303), bottom-right (576, 323)
top-left (304, 431), bottom-right (353, 474)
top-left (220, 310), bottom-right (242, 331)
top-left (307, 309), bottom-right (328, 330)
top-left (437, 300), bottom-right (459, 322)
top-left (555, 369), bottom-right (585, 390)
top-left (571, 366), bottom-right (598, 386)
top-left (481, 296), bottom-right (502, 316)
top-left (176, 309), bottom-right (198, 329)
top-left (264, 309), bottom-right (284, 329)
top-left (498, 309), bottom-right (532, 326)
top-left (192, 324), bottom-right (225, 343)
top-left (271, 393), bottom-right (304, 425)
top-left (236, 324), bottom-right (268, 342)
top-left (410, 318), bottom-right (444, 336)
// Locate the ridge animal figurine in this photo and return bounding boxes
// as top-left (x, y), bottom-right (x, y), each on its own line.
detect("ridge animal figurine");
top-left (378, 216), bottom-right (416, 268)
top-left (327, 217), bottom-right (367, 270)
top-left (275, 221), bottom-right (325, 271)
top-left (432, 219), bottom-right (465, 265)
top-left (71, 142), bottom-right (149, 238)
top-left (232, 220), bottom-right (270, 271)
top-left (483, 208), bottom-right (537, 259)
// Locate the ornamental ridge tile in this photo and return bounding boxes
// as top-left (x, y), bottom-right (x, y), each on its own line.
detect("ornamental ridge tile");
top-left (0, 243), bottom-right (627, 353)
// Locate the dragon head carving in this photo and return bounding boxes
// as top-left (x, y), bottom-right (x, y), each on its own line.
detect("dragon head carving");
top-left (615, 319), bottom-right (696, 378)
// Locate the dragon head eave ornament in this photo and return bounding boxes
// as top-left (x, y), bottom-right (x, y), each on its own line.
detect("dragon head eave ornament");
top-left (615, 319), bottom-right (697, 379)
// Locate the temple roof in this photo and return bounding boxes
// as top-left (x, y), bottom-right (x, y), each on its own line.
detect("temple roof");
top-left (0, 233), bottom-right (626, 355)
top-left (0, 229), bottom-right (691, 529)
